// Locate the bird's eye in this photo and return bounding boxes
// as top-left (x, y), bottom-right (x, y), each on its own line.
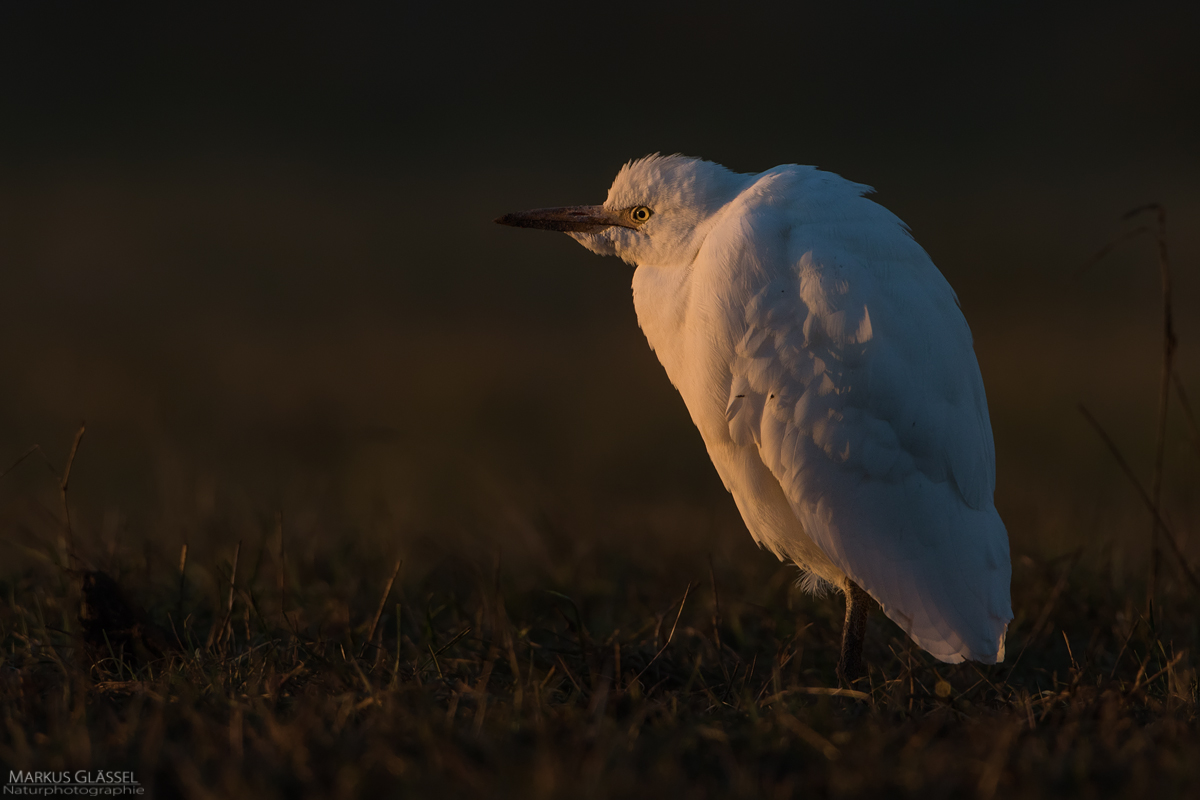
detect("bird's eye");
top-left (630, 206), bottom-right (653, 223)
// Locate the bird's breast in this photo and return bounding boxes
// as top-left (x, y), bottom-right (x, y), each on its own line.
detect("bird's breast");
top-left (631, 263), bottom-right (742, 445)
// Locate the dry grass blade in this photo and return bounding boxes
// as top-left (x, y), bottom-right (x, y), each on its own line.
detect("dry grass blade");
top-left (1069, 224), bottom-right (1151, 282)
top-left (59, 424), bottom-right (86, 498)
top-left (58, 425), bottom-right (86, 566)
top-left (631, 583), bottom-right (692, 688)
top-left (1062, 631), bottom-right (1079, 672)
top-left (361, 559), bottom-right (402, 657)
top-left (760, 686), bottom-right (870, 705)
top-left (4, 515), bottom-right (1200, 797)
top-left (778, 712), bottom-right (839, 760)
top-left (977, 725), bottom-right (1019, 800)
top-left (1134, 204), bottom-right (1175, 608)
top-left (426, 643), bottom-right (444, 680)
top-left (417, 626), bottom-right (472, 676)
top-left (1079, 405), bottom-right (1200, 592)
top-left (1005, 549), bottom-right (1081, 677)
top-left (1109, 618), bottom-right (1141, 681)
top-left (1070, 205), bottom-right (1177, 609)
top-left (1173, 372), bottom-right (1200, 460)
top-left (176, 542), bottom-right (188, 618)
top-left (0, 444), bottom-right (50, 482)
top-left (1133, 651), bottom-right (1185, 692)
top-left (554, 653), bottom-right (585, 697)
top-left (544, 589), bottom-right (590, 662)
top-left (215, 541), bottom-right (241, 651)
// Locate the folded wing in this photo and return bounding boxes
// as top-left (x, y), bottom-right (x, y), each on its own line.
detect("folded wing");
top-left (717, 173), bottom-right (1012, 662)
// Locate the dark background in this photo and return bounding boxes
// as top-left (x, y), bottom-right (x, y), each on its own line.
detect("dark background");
top-left (1, 2), bottom-right (1197, 573)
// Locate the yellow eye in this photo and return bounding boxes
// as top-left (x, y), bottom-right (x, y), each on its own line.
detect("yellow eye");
top-left (630, 206), bottom-right (653, 223)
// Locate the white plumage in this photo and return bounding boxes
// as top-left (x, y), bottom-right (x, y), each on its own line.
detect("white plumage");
top-left (499, 154), bottom-right (1012, 667)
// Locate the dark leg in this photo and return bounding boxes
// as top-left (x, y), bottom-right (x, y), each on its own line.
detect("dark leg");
top-left (837, 580), bottom-right (871, 684)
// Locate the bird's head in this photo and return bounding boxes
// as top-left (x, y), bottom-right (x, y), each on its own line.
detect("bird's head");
top-left (496, 154), bottom-right (746, 267)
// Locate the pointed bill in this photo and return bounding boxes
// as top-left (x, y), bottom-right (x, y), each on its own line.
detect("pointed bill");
top-left (495, 205), bottom-right (630, 233)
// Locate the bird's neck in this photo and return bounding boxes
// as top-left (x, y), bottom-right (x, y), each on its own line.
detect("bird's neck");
top-left (631, 263), bottom-right (692, 364)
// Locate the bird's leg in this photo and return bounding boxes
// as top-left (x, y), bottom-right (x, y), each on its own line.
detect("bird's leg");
top-left (837, 580), bottom-right (871, 685)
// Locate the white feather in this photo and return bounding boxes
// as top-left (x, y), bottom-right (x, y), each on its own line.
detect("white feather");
top-left (569, 154), bottom-right (1011, 664)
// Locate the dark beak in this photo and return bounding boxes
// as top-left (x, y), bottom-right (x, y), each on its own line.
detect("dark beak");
top-left (495, 205), bottom-right (627, 234)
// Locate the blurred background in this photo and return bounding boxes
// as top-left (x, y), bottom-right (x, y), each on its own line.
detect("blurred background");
top-left (0, 2), bottom-right (1197, 591)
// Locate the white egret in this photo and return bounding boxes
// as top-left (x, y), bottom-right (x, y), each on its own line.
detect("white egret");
top-left (497, 155), bottom-right (1011, 680)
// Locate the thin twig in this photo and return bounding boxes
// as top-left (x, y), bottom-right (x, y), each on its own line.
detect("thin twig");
top-left (1079, 405), bottom-right (1200, 592)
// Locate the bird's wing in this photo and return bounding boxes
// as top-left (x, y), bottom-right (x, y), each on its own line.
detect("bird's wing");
top-left (714, 169), bottom-right (1011, 663)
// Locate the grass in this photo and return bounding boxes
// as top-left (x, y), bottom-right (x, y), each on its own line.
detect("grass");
top-left (1, 493), bottom-right (1198, 799)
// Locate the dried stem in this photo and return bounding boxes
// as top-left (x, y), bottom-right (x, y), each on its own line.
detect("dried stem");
top-left (177, 542), bottom-right (188, 618)
top-left (1076, 205), bottom-right (1178, 609)
top-left (1127, 204), bottom-right (1175, 610)
top-left (215, 541), bottom-right (241, 651)
top-left (418, 626), bottom-right (472, 677)
top-left (276, 512), bottom-right (293, 632)
top-left (1172, 371), bottom-right (1200, 460)
top-left (1070, 225), bottom-right (1151, 283)
top-left (631, 583), bottom-right (692, 688)
top-left (0, 445), bottom-right (46, 482)
top-left (59, 425), bottom-right (86, 568)
top-left (1079, 405), bottom-right (1199, 592)
top-left (362, 559), bottom-right (402, 657)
